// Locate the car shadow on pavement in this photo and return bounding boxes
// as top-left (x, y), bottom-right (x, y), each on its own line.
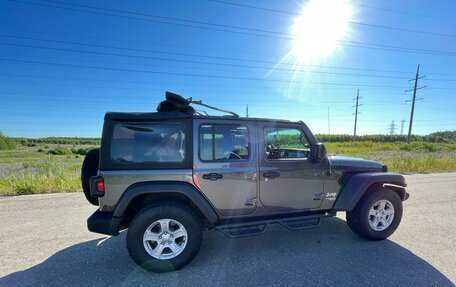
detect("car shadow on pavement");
top-left (0, 217), bottom-right (453, 287)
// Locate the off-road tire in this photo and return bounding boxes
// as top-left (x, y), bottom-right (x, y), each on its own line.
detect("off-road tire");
top-left (346, 186), bottom-right (403, 240)
top-left (81, 148), bottom-right (100, 206)
top-left (126, 201), bottom-right (202, 273)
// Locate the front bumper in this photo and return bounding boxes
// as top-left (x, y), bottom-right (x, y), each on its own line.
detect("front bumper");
top-left (87, 210), bottom-right (123, 236)
top-left (404, 192), bottom-right (410, 201)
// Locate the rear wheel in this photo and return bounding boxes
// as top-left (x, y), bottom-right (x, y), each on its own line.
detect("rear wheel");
top-left (346, 187), bottom-right (403, 240)
top-left (126, 201), bottom-right (202, 272)
top-left (81, 148), bottom-right (100, 206)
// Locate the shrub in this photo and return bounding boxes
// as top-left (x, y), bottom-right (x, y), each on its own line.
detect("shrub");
top-left (70, 147), bottom-right (93, 156)
top-left (0, 131), bottom-right (16, 150)
top-left (47, 146), bottom-right (72, 155)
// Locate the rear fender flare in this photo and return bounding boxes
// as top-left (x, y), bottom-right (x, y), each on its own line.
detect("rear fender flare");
top-left (113, 181), bottom-right (219, 225)
top-left (333, 172), bottom-right (407, 211)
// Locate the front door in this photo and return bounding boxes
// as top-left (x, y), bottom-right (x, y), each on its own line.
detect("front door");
top-left (193, 119), bottom-right (258, 216)
top-left (258, 123), bottom-right (325, 212)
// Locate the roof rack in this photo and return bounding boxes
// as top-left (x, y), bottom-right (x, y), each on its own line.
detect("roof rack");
top-left (188, 98), bottom-right (239, 117)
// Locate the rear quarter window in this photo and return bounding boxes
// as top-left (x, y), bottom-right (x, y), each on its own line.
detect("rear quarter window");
top-left (110, 122), bottom-right (186, 163)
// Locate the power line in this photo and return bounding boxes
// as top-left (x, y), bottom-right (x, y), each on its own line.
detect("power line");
top-left (0, 34), bottom-right (420, 75)
top-left (208, 0), bottom-right (456, 38)
top-left (0, 57), bottom-right (418, 88)
top-left (6, 0), bottom-right (456, 57)
top-left (401, 119), bottom-right (405, 135)
top-left (0, 73), bottom-right (419, 92)
top-left (4, 32), bottom-right (456, 77)
top-left (1, 35), bottom-right (456, 82)
top-left (3, 93), bottom-right (449, 110)
top-left (0, 41), bottom-right (417, 80)
top-left (2, 33), bottom-right (419, 74)
top-left (350, 2), bottom-right (450, 21)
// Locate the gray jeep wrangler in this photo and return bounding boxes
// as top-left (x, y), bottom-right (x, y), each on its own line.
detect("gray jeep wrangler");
top-left (82, 92), bottom-right (409, 273)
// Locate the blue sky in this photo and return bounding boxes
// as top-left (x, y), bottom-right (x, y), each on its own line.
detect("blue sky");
top-left (0, 0), bottom-right (455, 137)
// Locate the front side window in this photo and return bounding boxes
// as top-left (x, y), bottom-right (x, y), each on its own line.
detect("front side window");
top-left (264, 127), bottom-right (310, 160)
top-left (199, 124), bottom-right (249, 161)
top-left (110, 122), bottom-right (185, 163)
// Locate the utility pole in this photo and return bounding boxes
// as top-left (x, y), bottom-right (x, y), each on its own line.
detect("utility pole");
top-left (400, 119), bottom-right (405, 135)
top-left (353, 89), bottom-right (362, 139)
top-left (406, 64), bottom-right (426, 143)
top-left (388, 120), bottom-right (397, 135)
top-left (246, 105), bottom-right (249, 118)
top-left (328, 106), bottom-right (331, 135)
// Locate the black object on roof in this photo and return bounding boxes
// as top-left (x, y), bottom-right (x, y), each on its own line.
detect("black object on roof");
top-left (156, 92), bottom-right (195, 115)
top-left (158, 91), bottom-right (239, 117)
top-left (105, 91), bottom-right (241, 121)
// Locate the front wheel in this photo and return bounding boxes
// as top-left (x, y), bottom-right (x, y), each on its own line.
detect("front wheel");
top-left (346, 187), bottom-right (403, 240)
top-left (126, 202), bottom-right (202, 272)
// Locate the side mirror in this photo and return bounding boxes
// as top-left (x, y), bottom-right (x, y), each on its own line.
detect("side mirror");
top-left (310, 143), bottom-right (327, 162)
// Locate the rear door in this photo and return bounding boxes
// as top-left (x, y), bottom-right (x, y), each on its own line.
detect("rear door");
top-left (258, 122), bottom-right (325, 212)
top-left (193, 119), bottom-right (258, 216)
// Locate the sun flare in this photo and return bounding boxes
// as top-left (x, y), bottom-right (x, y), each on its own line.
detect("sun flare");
top-left (290, 0), bottom-right (353, 64)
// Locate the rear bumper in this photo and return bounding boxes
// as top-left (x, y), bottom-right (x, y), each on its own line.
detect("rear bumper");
top-left (87, 210), bottom-right (122, 236)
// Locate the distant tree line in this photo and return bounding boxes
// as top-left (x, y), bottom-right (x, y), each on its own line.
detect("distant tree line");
top-left (14, 137), bottom-right (101, 146)
top-left (315, 131), bottom-right (456, 143)
top-left (2, 131), bottom-right (455, 149)
top-left (0, 131), bottom-right (16, 150)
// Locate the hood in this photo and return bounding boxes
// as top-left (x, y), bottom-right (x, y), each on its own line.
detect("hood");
top-left (328, 155), bottom-right (387, 173)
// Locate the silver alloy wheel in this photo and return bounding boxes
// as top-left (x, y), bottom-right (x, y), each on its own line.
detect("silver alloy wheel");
top-left (143, 218), bottom-right (188, 260)
top-left (368, 199), bottom-right (395, 231)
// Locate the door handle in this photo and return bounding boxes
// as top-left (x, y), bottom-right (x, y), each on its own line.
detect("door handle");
top-left (263, 171), bottom-right (280, 179)
top-left (202, 173), bottom-right (223, 181)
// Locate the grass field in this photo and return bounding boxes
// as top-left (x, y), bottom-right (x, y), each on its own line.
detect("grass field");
top-left (0, 145), bottom-right (92, 196)
top-left (0, 142), bottom-right (455, 196)
top-left (324, 142), bottom-right (456, 173)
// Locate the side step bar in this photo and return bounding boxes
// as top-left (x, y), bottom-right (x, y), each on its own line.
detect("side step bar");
top-left (215, 215), bottom-right (324, 238)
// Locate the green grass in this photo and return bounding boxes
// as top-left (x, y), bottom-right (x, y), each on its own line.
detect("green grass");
top-left (0, 141), bottom-right (455, 196)
top-left (324, 142), bottom-right (456, 173)
top-left (0, 145), bottom-right (94, 196)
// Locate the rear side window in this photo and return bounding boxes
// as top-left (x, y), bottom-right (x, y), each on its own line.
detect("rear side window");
top-left (110, 122), bottom-right (186, 163)
top-left (199, 124), bottom-right (249, 161)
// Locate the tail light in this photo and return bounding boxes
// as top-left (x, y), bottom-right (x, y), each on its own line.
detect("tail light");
top-left (89, 176), bottom-right (105, 197)
top-left (96, 181), bottom-right (105, 192)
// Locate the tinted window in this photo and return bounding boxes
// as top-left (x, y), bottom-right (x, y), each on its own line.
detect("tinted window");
top-left (111, 122), bottom-right (185, 163)
top-left (199, 124), bottom-right (249, 161)
top-left (264, 127), bottom-right (309, 160)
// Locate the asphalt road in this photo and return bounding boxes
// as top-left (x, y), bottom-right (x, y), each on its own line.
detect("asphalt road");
top-left (0, 173), bottom-right (455, 287)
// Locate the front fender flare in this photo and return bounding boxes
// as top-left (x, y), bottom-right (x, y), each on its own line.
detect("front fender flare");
top-left (333, 172), bottom-right (407, 212)
top-left (113, 181), bottom-right (219, 225)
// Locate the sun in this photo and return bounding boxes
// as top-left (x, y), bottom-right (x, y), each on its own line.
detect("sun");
top-left (289, 0), bottom-right (353, 64)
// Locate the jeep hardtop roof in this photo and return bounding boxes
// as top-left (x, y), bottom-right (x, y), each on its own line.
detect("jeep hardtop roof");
top-left (104, 92), bottom-right (302, 124)
top-left (104, 111), bottom-right (301, 124)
